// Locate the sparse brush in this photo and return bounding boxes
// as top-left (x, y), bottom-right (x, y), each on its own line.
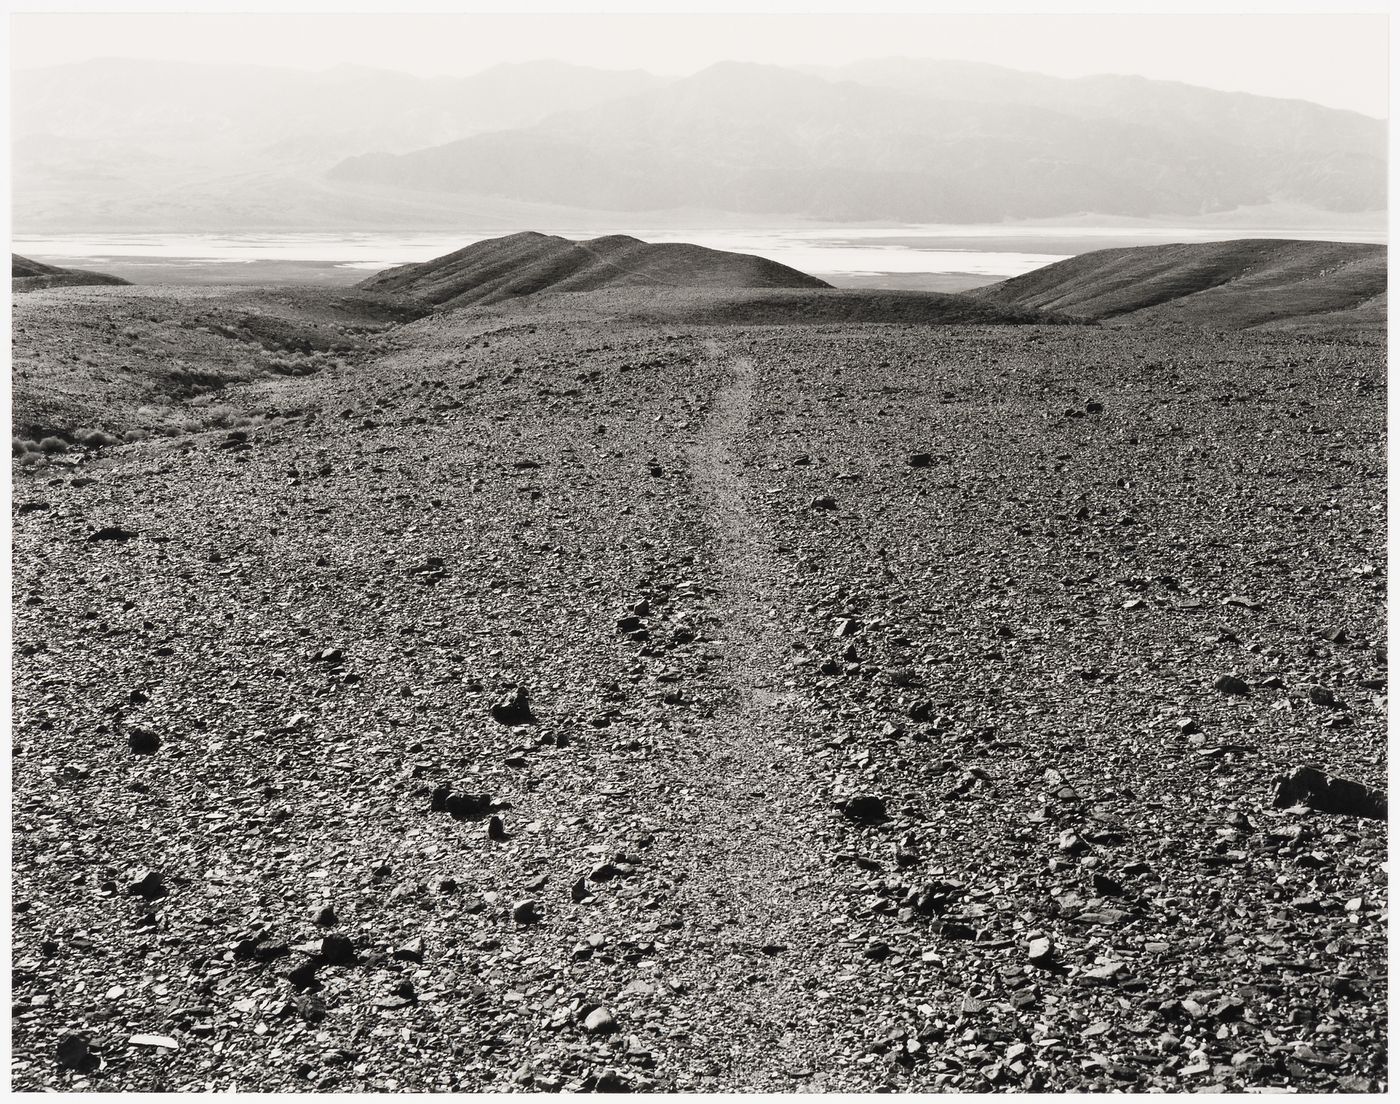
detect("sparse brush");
top-left (201, 405), bottom-right (241, 428)
top-left (11, 437), bottom-right (37, 457)
top-left (37, 436), bottom-right (69, 454)
top-left (79, 429), bottom-right (120, 447)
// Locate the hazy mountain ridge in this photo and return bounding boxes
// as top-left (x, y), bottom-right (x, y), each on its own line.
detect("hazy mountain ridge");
top-left (12, 59), bottom-right (672, 232)
top-left (330, 60), bottom-right (1386, 223)
top-left (14, 58), bottom-right (670, 166)
top-left (13, 57), bottom-right (1387, 232)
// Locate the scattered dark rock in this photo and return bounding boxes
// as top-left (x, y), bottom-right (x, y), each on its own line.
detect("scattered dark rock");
top-left (56, 1034), bottom-right (98, 1072)
top-left (593, 1067), bottom-right (631, 1092)
top-left (393, 937), bottom-right (424, 963)
top-left (317, 934), bottom-right (357, 965)
top-left (839, 794), bottom-right (889, 825)
top-left (125, 869), bottom-right (166, 899)
top-left (431, 782), bottom-right (498, 820)
top-left (1212, 674), bottom-right (1251, 696)
top-left (588, 862), bottom-right (623, 883)
top-left (87, 526), bottom-right (138, 542)
top-left (1273, 766), bottom-right (1386, 819)
top-left (445, 791), bottom-right (495, 821)
top-left (1091, 872), bottom-right (1127, 897)
top-left (1307, 685), bottom-right (1338, 708)
top-left (490, 685), bottom-right (536, 726)
top-left (127, 728), bottom-right (161, 755)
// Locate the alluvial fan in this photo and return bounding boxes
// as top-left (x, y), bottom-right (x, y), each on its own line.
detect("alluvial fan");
top-left (10, 281), bottom-right (1386, 1093)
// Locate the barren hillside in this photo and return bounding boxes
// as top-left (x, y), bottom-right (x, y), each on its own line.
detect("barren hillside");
top-left (13, 254), bottom-right (130, 293)
top-left (356, 232), bottom-right (832, 308)
top-left (970, 239), bottom-right (1387, 330)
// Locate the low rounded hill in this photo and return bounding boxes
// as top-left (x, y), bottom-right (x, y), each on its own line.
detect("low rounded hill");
top-left (356, 231), bottom-right (832, 309)
top-left (13, 253), bottom-right (129, 292)
top-left (969, 238), bottom-right (1386, 331)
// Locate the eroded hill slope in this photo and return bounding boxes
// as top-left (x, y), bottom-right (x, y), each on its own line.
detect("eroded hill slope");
top-left (14, 253), bottom-right (130, 292)
top-left (357, 231), bottom-right (831, 308)
top-left (970, 239), bottom-right (1386, 330)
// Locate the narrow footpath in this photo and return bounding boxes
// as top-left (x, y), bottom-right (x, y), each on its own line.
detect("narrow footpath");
top-left (653, 344), bottom-right (852, 1090)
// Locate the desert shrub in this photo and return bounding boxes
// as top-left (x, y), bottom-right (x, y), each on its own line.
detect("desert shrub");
top-left (37, 436), bottom-right (68, 454)
top-left (79, 429), bottom-right (120, 447)
top-left (200, 406), bottom-right (262, 430)
top-left (122, 429), bottom-right (149, 443)
top-left (12, 437), bottom-right (36, 457)
top-left (201, 406), bottom-right (243, 428)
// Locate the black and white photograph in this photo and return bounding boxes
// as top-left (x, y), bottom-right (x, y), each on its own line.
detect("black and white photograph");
top-left (7, 6), bottom-right (1389, 1093)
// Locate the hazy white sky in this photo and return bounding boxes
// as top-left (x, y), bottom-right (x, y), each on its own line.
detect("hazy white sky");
top-left (10, 11), bottom-right (1391, 118)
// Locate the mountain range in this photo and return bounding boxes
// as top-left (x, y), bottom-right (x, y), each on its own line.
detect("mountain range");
top-left (13, 57), bottom-right (1387, 232)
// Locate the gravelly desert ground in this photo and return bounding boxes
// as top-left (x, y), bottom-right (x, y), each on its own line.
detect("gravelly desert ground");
top-left (11, 289), bottom-right (1387, 1091)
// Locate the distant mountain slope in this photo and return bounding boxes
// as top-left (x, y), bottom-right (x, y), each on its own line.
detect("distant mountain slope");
top-left (357, 231), bottom-right (831, 308)
top-left (969, 239), bottom-right (1386, 329)
top-left (13, 254), bottom-right (129, 291)
top-left (14, 56), bottom-right (1388, 232)
top-left (13, 59), bottom-right (670, 233)
top-left (812, 57), bottom-right (1383, 165)
top-left (14, 58), bottom-right (669, 168)
top-left (330, 60), bottom-right (1386, 223)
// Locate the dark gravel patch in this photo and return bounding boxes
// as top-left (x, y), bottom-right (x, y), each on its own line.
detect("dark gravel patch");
top-left (11, 304), bottom-right (1386, 1091)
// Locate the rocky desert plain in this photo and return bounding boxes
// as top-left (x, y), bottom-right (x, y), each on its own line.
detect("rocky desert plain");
top-left (9, 233), bottom-right (1388, 1092)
